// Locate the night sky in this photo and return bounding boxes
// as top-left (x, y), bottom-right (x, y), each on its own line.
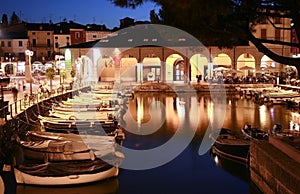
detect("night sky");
top-left (0, 0), bottom-right (160, 28)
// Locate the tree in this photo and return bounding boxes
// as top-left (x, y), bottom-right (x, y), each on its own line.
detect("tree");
top-left (10, 11), bottom-right (20, 25)
top-left (1, 14), bottom-right (8, 27)
top-left (45, 67), bottom-right (56, 91)
top-left (70, 68), bottom-right (76, 80)
top-left (60, 70), bottom-right (67, 84)
top-left (108, 0), bottom-right (300, 73)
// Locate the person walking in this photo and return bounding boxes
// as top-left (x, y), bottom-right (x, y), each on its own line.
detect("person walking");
top-left (11, 86), bottom-right (19, 101)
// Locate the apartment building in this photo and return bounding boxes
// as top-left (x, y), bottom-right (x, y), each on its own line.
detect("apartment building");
top-left (27, 23), bottom-right (54, 62)
top-left (0, 31), bottom-right (28, 74)
top-left (85, 24), bottom-right (111, 42)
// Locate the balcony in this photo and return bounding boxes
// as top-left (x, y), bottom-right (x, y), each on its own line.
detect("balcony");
top-left (30, 44), bottom-right (54, 48)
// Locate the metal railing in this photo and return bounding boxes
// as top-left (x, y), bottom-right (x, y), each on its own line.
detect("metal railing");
top-left (0, 87), bottom-right (71, 122)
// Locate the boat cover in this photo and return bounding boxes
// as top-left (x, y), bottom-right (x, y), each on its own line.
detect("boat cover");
top-left (16, 159), bottom-right (113, 177)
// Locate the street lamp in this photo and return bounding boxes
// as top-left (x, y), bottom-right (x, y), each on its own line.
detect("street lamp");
top-left (25, 49), bottom-right (34, 95)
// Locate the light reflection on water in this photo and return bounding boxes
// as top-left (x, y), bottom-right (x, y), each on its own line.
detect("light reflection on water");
top-left (11, 92), bottom-right (295, 194)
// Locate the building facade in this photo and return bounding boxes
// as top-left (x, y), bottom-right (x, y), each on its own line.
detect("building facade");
top-left (63, 19), bottom-right (293, 84)
top-left (0, 32), bottom-right (28, 75)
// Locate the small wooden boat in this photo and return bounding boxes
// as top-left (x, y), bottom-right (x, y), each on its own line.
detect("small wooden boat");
top-left (16, 131), bottom-right (119, 162)
top-left (16, 178), bottom-right (119, 194)
top-left (39, 118), bottom-right (122, 139)
top-left (14, 131), bottom-right (125, 186)
top-left (14, 160), bottom-right (120, 186)
top-left (210, 128), bottom-right (250, 165)
top-left (241, 124), bottom-right (269, 140)
top-left (210, 148), bottom-right (250, 182)
top-left (49, 109), bottom-right (116, 121)
top-left (52, 105), bottom-right (118, 113)
top-left (268, 124), bottom-right (293, 137)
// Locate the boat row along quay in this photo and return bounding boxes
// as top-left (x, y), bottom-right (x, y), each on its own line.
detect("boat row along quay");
top-left (0, 85), bottom-right (127, 187)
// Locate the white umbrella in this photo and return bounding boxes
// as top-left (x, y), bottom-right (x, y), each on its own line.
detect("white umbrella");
top-left (214, 67), bottom-right (229, 71)
top-left (238, 65), bottom-right (255, 71)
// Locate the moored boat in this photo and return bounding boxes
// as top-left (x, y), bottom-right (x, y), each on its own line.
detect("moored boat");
top-left (13, 130), bottom-right (125, 186)
top-left (210, 128), bottom-right (250, 165)
top-left (49, 109), bottom-right (116, 121)
top-left (16, 131), bottom-right (120, 161)
top-left (14, 160), bottom-right (119, 186)
top-left (241, 124), bottom-right (269, 140)
top-left (40, 118), bottom-right (117, 135)
top-left (268, 123), bottom-right (294, 137)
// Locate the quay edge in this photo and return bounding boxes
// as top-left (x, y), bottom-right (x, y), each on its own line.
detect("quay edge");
top-left (250, 138), bottom-right (300, 194)
top-left (132, 83), bottom-right (274, 93)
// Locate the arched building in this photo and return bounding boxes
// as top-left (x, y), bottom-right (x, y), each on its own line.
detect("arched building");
top-left (61, 24), bottom-right (292, 84)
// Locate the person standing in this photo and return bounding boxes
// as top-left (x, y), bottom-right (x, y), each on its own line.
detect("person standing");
top-left (22, 80), bottom-right (26, 91)
top-left (11, 86), bottom-right (18, 101)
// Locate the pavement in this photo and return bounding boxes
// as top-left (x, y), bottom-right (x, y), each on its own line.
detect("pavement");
top-left (0, 75), bottom-right (68, 123)
top-left (3, 75), bottom-right (63, 105)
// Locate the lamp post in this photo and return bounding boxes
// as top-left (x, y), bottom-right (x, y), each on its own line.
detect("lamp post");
top-left (25, 50), bottom-right (34, 95)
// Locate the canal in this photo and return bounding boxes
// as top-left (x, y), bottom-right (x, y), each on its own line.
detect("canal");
top-left (3, 92), bottom-right (296, 194)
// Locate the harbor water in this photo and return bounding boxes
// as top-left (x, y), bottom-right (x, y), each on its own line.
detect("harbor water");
top-left (2, 92), bottom-right (295, 194)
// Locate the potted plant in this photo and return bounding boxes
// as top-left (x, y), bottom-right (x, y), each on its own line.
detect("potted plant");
top-left (45, 67), bottom-right (56, 92)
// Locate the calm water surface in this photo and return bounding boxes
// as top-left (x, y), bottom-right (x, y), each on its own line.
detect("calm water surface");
top-left (6, 92), bottom-right (296, 194)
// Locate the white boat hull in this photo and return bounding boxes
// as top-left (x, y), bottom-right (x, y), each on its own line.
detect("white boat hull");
top-left (14, 166), bottom-right (119, 185)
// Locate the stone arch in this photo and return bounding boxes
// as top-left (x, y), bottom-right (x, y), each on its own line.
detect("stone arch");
top-left (237, 53), bottom-right (256, 76)
top-left (97, 56), bottom-right (115, 82)
top-left (190, 54), bottom-right (209, 82)
top-left (165, 54), bottom-right (185, 82)
top-left (141, 57), bottom-right (161, 82)
top-left (213, 53), bottom-right (231, 67)
top-left (120, 57), bottom-right (138, 82)
top-left (261, 55), bottom-right (275, 68)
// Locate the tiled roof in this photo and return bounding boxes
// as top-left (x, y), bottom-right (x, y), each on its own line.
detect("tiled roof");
top-left (0, 31), bottom-right (27, 39)
top-left (62, 24), bottom-right (202, 49)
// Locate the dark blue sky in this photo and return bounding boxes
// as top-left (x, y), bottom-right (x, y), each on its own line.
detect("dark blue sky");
top-left (0, 0), bottom-right (160, 28)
